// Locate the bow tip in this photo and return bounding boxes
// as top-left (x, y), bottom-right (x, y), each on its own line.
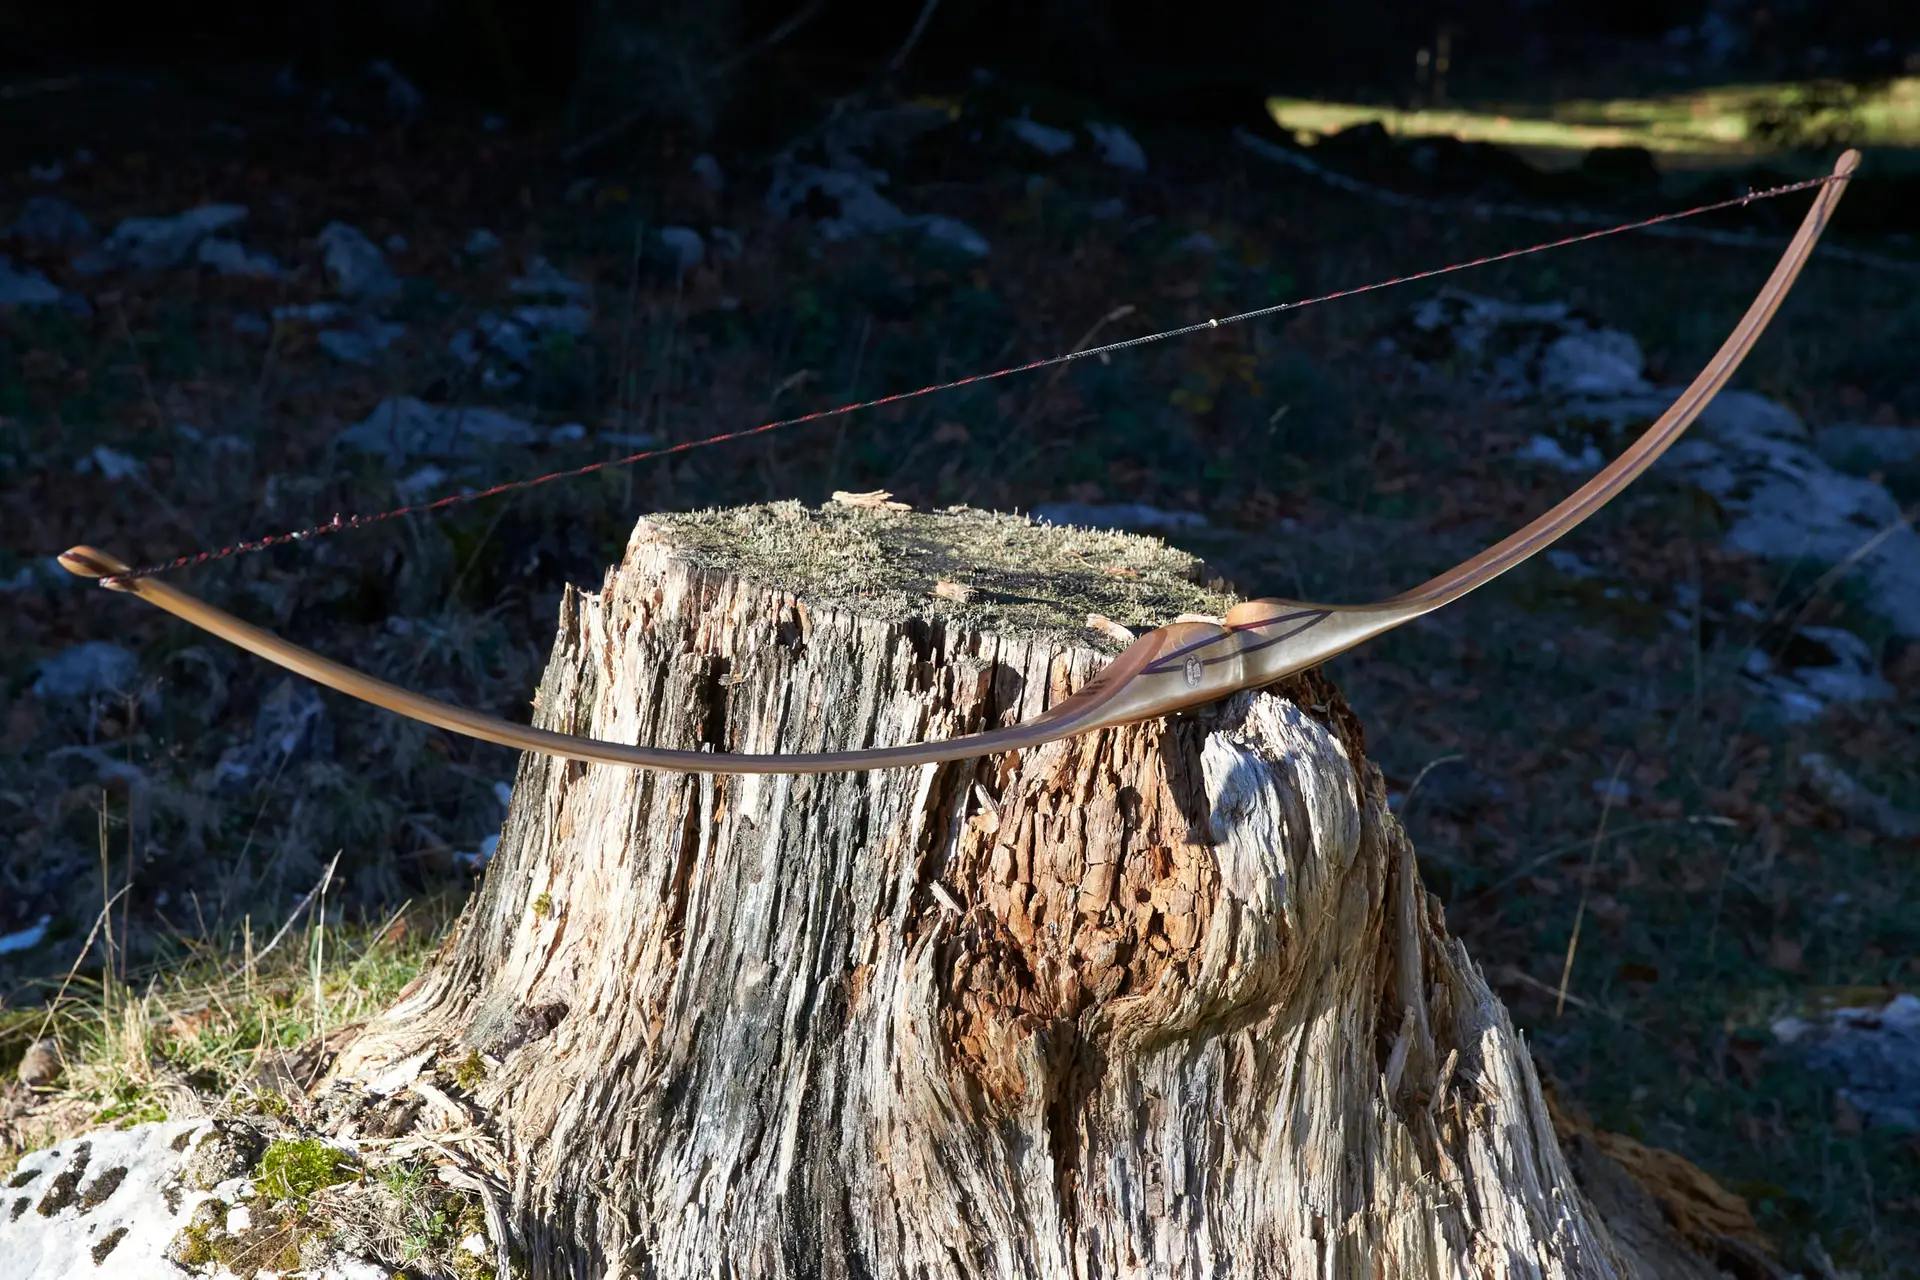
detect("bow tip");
top-left (1835, 149), bottom-right (1862, 178)
top-left (59, 546), bottom-right (132, 581)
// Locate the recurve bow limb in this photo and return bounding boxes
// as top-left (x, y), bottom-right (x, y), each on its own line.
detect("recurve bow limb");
top-left (62, 150), bottom-right (1858, 775)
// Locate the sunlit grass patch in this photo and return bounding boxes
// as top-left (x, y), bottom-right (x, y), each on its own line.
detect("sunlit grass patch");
top-left (1, 896), bottom-right (457, 1149)
top-left (1270, 77), bottom-right (1920, 168)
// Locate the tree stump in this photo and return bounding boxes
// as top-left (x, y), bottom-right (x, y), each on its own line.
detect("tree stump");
top-left (326, 502), bottom-right (1661, 1278)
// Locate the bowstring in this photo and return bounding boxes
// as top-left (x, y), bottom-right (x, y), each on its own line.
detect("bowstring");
top-left (107, 171), bottom-right (1842, 585)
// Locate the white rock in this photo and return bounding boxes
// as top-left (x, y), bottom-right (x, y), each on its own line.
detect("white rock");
top-left (768, 162), bottom-right (907, 237)
top-left (913, 214), bottom-right (990, 258)
top-left (455, 832), bottom-right (499, 873)
top-left (1800, 752), bottom-right (1920, 838)
top-left (510, 255), bottom-right (589, 300)
top-left (368, 59), bottom-right (423, 116)
top-left (0, 915), bottom-right (51, 955)
top-left (72, 203), bottom-right (247, 274)
top-left (196, 237), bottom-right (283, 278)
top-left (1516, 434), bottom-right (1602, 474)
top-left (1538, 328), bottom-right (1651, 398)
top-left (33, 641), bottom-right (140, 700)
top-left (1818, 423), bottom-right (1920, 468)
top-left (1006, 117), bottom-right (1075, 156)
top-left (0, 1120), bottom-right (212, 1280)
top-left (1544, 549), bottom-right (1602, 580)
top-left (512, 304), bottom-right (594, 336)
top-left (394, 464), bottom-right (449, 502)
top-left (317, 222), bottom-right (400, 300)
top-left (317, 317), bottom-right (408, 365)
top-left (5, 195), bottom-right (94, 245)
top-left (1628, 390), bottom-right (1920, 637)
top-left (1032, 502), bottom-right (1206, 533)
top-left (1772, 993), bottom-right (1920, 1131)
top-left (273, 301), bottom-right (349, 325)
top-left (77, 444), bottom-right (146, 480)
top-left (1085, 121), bottom-right (1147, 172)
top-left (1742, 625), bottom-right (1894, 721)
top-left (0, 254), bottom-right (64, 305)
top-left (658, 226), bottom-right (705, 272)
top-left (337, 397), bottom-right (544, 462)
top-left (1409, 290), bottom-right (1649, 400)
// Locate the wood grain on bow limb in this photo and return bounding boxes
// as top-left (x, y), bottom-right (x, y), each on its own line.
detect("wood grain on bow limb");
top-left (310, 506), bottom-right (1775, 1278)
top-left (58, 150), bottom-right (1860, 776)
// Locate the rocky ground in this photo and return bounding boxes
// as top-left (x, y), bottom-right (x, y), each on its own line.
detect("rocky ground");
top-left (2, 61), bottom-right (1918, 1276)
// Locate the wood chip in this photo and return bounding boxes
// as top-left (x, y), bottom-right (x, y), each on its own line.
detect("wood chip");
top-left (1173, 612), bottom-right (1224, 625)
top-left (1086, 614), bottom-right (1135, 644)
top-left (832, 489), bottom-right (911, 511)
top-left (933, 580), bottom-right (977, 603)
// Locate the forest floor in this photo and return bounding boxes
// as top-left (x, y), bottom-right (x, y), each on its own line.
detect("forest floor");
top-left (2, 64), bottom-right (1918, 1275)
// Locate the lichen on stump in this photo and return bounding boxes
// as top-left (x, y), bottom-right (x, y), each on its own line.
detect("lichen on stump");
top-left (328, 502), bottom-right (1646, 1278)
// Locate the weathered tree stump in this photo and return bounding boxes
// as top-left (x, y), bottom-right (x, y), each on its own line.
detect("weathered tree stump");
top-left (326, 502), bottom-right (1684, 1279)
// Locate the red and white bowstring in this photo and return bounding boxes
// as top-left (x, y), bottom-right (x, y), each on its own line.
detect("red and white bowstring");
top-left (106, 171), bottom-right (1841, 585)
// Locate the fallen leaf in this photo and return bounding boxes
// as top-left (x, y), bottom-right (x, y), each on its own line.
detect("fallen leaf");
top-left (1087, 614), bottom-right (1135, 644)
top-left (168, 1007), bottom-right (214, 1041)
top-left (832, 489), bottom-right (910, 511)
top-left (933, 580), bottom-right (977, 603)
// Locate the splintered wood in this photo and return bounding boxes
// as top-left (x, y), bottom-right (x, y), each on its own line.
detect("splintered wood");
top-left (322, 502), bottom-right (1711, 1280)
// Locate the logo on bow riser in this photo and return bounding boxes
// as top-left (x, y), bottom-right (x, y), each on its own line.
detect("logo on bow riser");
top-left (1183, 655), bottom-right (1204, 688)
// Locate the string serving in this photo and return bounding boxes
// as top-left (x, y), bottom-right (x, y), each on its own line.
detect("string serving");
top-left (105, 171), bottom-right (1842, 585)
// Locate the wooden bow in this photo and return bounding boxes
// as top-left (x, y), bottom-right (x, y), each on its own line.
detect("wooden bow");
top-left (62, 151), bottom-right (1858, 774)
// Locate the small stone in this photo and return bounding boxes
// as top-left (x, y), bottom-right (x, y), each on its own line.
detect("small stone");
top-left (336, 396), bottom-right (543, 463)
top-left (4, 195), bottom-right (95, 245)
top-left (196, 237), bottom-right (282, 278)
top-left (1085, 121), bottom-right (1147, 172)
top-left (71, 203), bottom-right (247, 274)
top-left (1006, 117), bottom-right (1074, 156)
top-left (0, 254), bottom-right (63, 306)
top-left (316, 317), bottom-right (407, 365)
top-left (32, 641), bottom-right (140, 701)
top-left (1031, 502), bottom-right (1206, 534)
top-left (17, 1038), bottom-right (61, 1087)
top-left (510, 255), bottom-right (589, 300)
top-left (0, 917), bottom-right (51, 957)
top-left (78, 444), bottom-right (147, 480)
top-left (316, 221), bottom-right (400, 300)
top-left (657, 226), bottom-right (704, 272)
top-left (913, 214), bottom-right (990, 258)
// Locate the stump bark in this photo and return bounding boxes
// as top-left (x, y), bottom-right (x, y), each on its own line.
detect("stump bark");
top-left (326, 502), bottom-right (1700, 1279)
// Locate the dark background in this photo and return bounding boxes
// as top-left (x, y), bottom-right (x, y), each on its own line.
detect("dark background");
top-left (7, 0), bottom-right (1920, 128)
